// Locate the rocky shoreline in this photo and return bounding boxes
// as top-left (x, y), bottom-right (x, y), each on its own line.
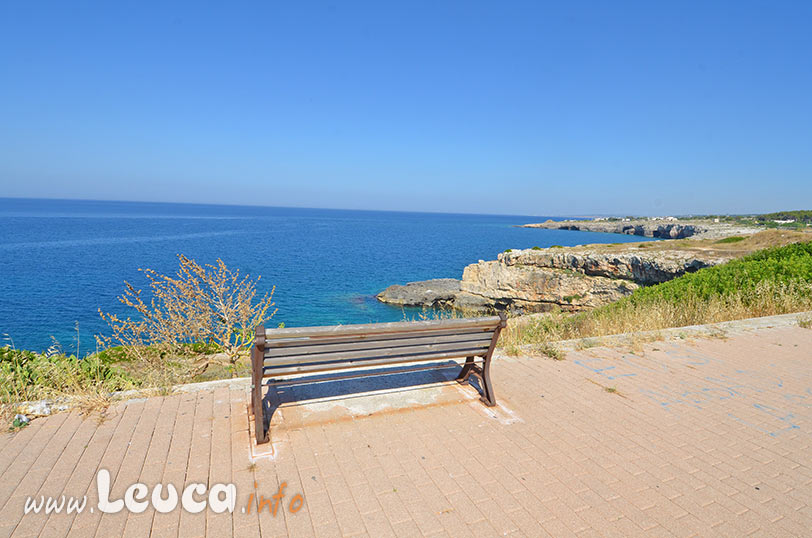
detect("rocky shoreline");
top-left (374, 278), bottom-right (461, 309)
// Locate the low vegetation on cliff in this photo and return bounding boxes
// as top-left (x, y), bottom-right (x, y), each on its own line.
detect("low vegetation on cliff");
top-left (0, 346), bottom-right (133, 411)
top-left (502, 241), bottom-right (812, 353)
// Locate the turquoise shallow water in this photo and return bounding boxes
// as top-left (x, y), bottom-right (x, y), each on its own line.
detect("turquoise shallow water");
top-left (0, 198), bottom-right (656, 354)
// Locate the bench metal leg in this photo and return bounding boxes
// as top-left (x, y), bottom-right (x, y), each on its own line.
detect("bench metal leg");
top-left (456, 356), bottom-right (497, 407)
top-left (466, 312), bottom-right (505, 407)
top-left (478, 357), bottom-right (497, 407)
top-left (252, 326), bottom-right (269, 445)
top-left (455, 356), bottom-right (476, 385)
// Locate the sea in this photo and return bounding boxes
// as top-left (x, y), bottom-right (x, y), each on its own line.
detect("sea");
top-left (0, 198), bottom-right (656, 355)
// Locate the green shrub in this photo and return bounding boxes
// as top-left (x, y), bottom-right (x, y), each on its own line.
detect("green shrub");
top-left (0, 346), bottom-right (133, 404)
top-left (531, 246), bottom-right (542, 250)
top-left (616, 241), bottom-right (812, 306)
top-left (504, 249), bottom-right (513, 253)
top-left (755, 210), bottom-right (812, 225)
top-left (715, 236), bottom-right (746, 244)
top-left (538, 342), bottom-right (564, 360)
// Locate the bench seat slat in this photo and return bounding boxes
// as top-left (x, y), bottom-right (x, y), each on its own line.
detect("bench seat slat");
top-left (269, 360), bottom-right (484, 387)
top-left (264, 340), bottom-right (492, 368)
top-left (263, 349), bottom-right (487, 378)
top-left (263, 326), bottom-right (495, 349)
top-left (264, 332), bottom-right (495, 359)
top-left (264, 316), bottom-right (501, 340)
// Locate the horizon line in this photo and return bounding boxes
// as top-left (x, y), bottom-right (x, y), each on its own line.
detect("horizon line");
top-left (0, 196), bottom-right (778, 219)
top-left (0, 195), bottom-right (565, 219)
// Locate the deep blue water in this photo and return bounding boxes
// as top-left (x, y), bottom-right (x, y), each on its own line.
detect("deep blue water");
top-left (0, 198), bottom-right (656, 354)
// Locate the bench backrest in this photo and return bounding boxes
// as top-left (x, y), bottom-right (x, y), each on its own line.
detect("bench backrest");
top-left (257, 315), bottom-right (506, 379)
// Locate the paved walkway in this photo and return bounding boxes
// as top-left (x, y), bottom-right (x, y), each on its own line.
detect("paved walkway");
top-left (0, 321), bottom-right (810, 537)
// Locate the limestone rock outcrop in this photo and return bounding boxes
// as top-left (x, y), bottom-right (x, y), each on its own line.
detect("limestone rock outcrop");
top-left (376, 278), bottom-right (461, 308)
top-left (377, 247), bottom-right (732, 314)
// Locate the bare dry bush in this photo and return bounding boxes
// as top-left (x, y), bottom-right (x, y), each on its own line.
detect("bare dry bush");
top-left (98, 255), bottom-right (276, 376)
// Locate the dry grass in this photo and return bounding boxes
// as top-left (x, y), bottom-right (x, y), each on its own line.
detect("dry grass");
top-left (622, 332), bottom-right (665, 354)
top-left (0, 404), bottom-right (16, 432)
top-left (537, 342), bottom-right (564, 360)
top-left (401, 306), bottom-right (467, 322)
top-left (501, 279), bottom-right (812, 352)
top-left (71, 391), bottom-right (114, 420)
top-left (586, 378), bottom-right (626, 397)
top-left (501, 319), bottom-right (563, 359)
top-left (575, 337), bottom-right (601, 350)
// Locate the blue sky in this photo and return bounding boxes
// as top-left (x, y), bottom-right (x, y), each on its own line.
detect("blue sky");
top-left (1, 1), bottom-right (810, 215)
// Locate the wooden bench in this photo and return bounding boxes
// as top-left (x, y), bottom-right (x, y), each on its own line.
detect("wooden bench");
top-left (251, 314), bottom-right (507, 443)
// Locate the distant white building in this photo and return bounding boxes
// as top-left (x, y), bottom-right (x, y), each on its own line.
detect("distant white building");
top-left (774, 219), bottom-right (796, 224)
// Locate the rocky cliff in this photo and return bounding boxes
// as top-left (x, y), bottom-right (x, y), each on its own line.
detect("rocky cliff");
top-left (377, 247), bottom-right (732, 314)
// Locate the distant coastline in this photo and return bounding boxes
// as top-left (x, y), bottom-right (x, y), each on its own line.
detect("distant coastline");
top-left (517, 218), bottom-right (759, 240)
